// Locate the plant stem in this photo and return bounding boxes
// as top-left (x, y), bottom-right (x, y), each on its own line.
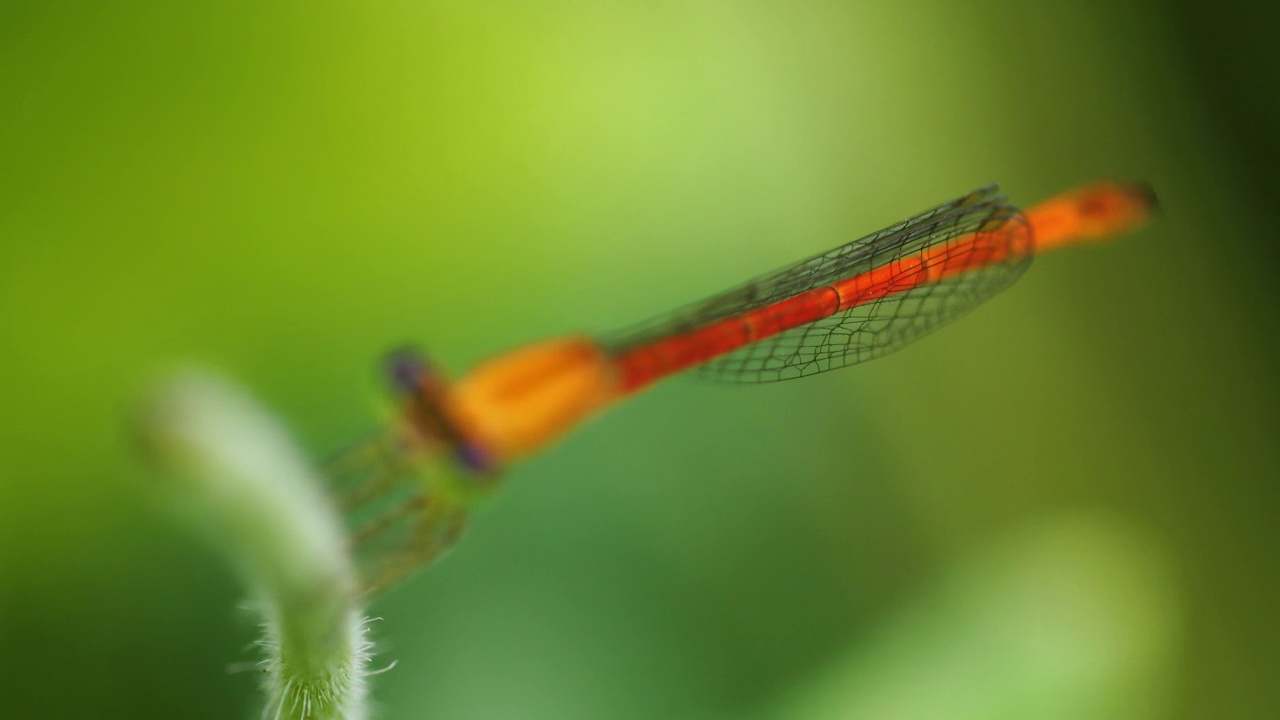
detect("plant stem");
top-left (140, 370), bottom-right (371, 720)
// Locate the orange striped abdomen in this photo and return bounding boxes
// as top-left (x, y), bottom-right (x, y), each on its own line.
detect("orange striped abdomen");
top-left (614, 287), bottom-right (841, 392)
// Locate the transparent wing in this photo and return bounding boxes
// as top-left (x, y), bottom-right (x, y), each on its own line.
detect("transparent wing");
top-left (603, 185), bottom-right (1034, 383)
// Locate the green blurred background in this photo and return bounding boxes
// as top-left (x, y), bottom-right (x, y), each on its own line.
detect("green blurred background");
top-left (2, 1), bottom-right (1277, 718)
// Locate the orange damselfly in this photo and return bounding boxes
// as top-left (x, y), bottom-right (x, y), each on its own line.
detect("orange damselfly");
top-left (339, 180), bottom-right (1156, 592)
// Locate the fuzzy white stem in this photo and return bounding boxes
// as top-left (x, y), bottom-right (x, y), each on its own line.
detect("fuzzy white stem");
top-left (141, 370), bottom-right (371, 720)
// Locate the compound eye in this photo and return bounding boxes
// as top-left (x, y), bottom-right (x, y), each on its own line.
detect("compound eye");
top-left (455, 441), bottom-right (498, 476)
top-left (384, 347), bottom-right (430, 396)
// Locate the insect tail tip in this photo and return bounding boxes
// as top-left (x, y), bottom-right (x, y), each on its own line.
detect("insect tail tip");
top-left (1132, 181), bottom-right (1160, 216)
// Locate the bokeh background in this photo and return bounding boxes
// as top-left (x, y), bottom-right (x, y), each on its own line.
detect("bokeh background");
top-left (2, 1), bottom-right (1277, 718)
